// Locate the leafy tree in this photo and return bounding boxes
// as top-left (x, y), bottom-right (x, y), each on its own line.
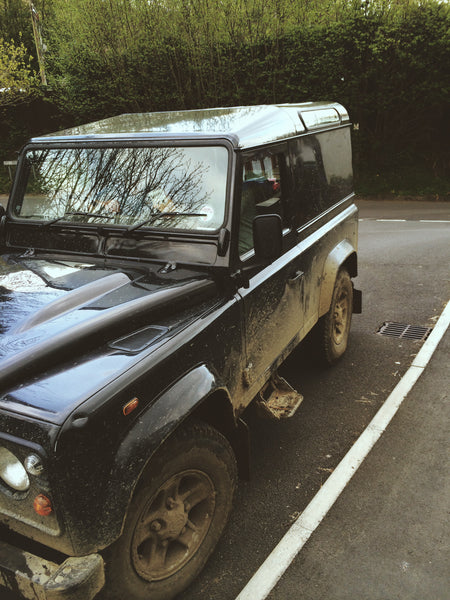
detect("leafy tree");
top-left (0, 0), bottom-right (34, 51)
top-left (0, 37), bottom-right (39, 106)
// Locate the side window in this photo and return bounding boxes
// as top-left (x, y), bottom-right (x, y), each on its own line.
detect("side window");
top-left (290, 129), bottom-right (353, 228)
top-left (290, 137), bottom-right (327, 227)
top-left (317, 128), bottom-right (353, 203)
top-left (238, 150), bottom-right (286, 256)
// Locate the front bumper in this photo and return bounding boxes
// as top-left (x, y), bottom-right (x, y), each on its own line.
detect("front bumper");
top-left (0, 540), bottom-right (104, 600)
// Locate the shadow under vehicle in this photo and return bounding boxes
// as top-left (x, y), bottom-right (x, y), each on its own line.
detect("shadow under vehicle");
top-left (0, 103), bottom-right (361, 600)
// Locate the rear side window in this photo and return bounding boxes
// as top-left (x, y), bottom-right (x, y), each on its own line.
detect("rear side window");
top-left (290, 128), bottom-right (353, 228)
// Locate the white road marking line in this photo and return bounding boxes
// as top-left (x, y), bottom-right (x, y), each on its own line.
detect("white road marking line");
top-left (419, 219), bottom-right (450, 223)
top-left (235, 300), bottom-right (450, 600)
top-left (359, 218), bottom-right (450, 223)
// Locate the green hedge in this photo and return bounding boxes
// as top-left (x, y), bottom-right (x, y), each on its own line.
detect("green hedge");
top-left (1, 1), bottom-right (449, 196)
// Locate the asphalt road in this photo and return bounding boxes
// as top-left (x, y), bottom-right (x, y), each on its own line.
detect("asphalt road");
top-left (2, 199), bottom-right (449, 600)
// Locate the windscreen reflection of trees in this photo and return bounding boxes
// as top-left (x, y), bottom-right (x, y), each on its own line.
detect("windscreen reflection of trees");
top-left (25, 147), bottom-right (211, 228)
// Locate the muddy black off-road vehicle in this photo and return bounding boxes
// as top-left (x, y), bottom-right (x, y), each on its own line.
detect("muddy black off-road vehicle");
top-left (0, 103), bottom-right (361, 600)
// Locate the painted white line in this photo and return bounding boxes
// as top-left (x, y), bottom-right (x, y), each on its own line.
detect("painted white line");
top-left (419, 220), bottom-right (450, 224)
top-left (235, 300), bottom-right (450, 600)
top-left (363, 219), bottom-right (450, 224)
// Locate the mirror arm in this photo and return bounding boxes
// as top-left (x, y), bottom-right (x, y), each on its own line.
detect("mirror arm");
top-left (231, 259), bottom-right (271, 290)
top-left (0, 214), bottom-right (6, 247)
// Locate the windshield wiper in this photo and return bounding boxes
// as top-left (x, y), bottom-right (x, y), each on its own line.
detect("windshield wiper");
top-left (126, 211), bottom-right (207, 233)
top-left (41, 211), bottom-right (115, 227)
top-left (17, 214), bottom-right (45, 219)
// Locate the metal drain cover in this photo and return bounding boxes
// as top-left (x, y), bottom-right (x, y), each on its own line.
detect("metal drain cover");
top-left (377, 322), bottom-right (432, 341)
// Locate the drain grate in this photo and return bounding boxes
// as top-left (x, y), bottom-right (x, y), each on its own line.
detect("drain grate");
top-left (377, 322), bottom-right (432, 341)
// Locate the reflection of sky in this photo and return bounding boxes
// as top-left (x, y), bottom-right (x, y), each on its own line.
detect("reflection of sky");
top-left (317, 128), bottom-right (353, 183)
top-left (48, 106), bottom-right (275, 136)
top-left (2, 352), bottom-right (137, 420)
top-left (37, 104), bottom-right (350, 149)
top-left (41, 104), bottom-right (350, 149)
top-left (185, 146), bottom-right (228, 228)
top-left (0, 270), bottom-right (50, 292)
top-left (0, 291), bottom-right (62, 338)
top-left (22, 145), bottom-right (228, 231)
top-left (301, 108), bottom-right (340, 129)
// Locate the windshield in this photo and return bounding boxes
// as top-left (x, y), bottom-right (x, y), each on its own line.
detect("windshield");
top-left (13, 145), bottom-right (229, 231)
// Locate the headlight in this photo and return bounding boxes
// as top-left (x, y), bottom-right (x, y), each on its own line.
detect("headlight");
top-left (0, 447), bottom-right (30, 492)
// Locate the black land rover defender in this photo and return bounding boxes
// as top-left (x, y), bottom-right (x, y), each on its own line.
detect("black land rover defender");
top-left (0, 103), bottom-right (361, 600)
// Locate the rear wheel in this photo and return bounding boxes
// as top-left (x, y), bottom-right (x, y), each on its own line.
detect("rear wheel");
top-left (102, 421), bottom-right (237, 600)
top-left (317, 268), bottom-right (353, 365)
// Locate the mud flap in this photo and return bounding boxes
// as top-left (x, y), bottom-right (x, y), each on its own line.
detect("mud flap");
top-left (256, 373), bottom-right (303, 420)
top-left (353, 287), bottom-right (362, 314)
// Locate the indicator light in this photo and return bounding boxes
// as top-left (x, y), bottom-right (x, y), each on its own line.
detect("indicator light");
top-left (123, 397), bottom-right (139, 416)
top-left (34, 494), bottom-right (53, 516)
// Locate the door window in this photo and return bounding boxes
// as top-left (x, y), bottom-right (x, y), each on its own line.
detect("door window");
top-left (238, 151), bottom-right (286, 256)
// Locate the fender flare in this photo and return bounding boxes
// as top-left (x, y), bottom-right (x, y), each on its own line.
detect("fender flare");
top-left (318, 240), bottom-right (357, 318)
top-left (99, 364), bottom-right (233, 546)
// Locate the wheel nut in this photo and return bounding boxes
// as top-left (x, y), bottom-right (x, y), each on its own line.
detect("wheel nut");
top-left (166, 497), bottom-right (176, 510)
top-left (151, 520), bottom-right (161, 532)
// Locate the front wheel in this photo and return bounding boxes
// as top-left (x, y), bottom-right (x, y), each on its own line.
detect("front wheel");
top-left (101, 421), bottom-right (237, 600)
top-left (317, 268), bottom-right (353, 365)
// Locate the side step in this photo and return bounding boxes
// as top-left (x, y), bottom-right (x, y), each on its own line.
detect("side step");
top-left (256, 373), bottom-right (304, 420)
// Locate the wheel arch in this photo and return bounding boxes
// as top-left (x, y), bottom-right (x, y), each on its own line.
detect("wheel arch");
top-left (101, 418), bottom-right (238, 600)
top-left (191, 390), bottom-right (250, 481)
top-left (319, 240), bottom-right (357, 318)
top-left (98, 365), bottom-right (246, 550)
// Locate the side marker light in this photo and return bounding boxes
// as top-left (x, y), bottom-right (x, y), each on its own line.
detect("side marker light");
top-left (123, 397), bottom-right (139, 416)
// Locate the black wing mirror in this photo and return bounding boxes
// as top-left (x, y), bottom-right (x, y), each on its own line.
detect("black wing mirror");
top-left (253, 214), bottom-right (283, 265)
top-left (0, 205), bottom-right (5, 218)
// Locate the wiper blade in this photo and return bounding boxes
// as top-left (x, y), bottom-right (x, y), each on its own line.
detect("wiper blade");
top-left (41, 211), bottom-right (115, 227)
top-left (126, 211), bottom-right (207, 233)
top-left (18, 214), bottom-right (45, 219)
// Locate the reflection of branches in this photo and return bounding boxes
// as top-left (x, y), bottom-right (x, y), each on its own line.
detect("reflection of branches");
top-left (25, 146), bottom-right (212, 227)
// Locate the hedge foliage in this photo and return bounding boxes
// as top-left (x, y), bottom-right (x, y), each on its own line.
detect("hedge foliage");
top-left (1, 0), bottom-right (449, 195)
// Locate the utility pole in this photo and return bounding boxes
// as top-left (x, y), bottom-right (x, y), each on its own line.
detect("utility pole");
top-left (29, 1), bottom-right (47, 86)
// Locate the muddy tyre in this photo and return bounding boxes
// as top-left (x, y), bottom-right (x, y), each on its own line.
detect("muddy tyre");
top-left (317, 268), bottom-right (353, 365)
top-left (101, 421), bottom-right (237, 600)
